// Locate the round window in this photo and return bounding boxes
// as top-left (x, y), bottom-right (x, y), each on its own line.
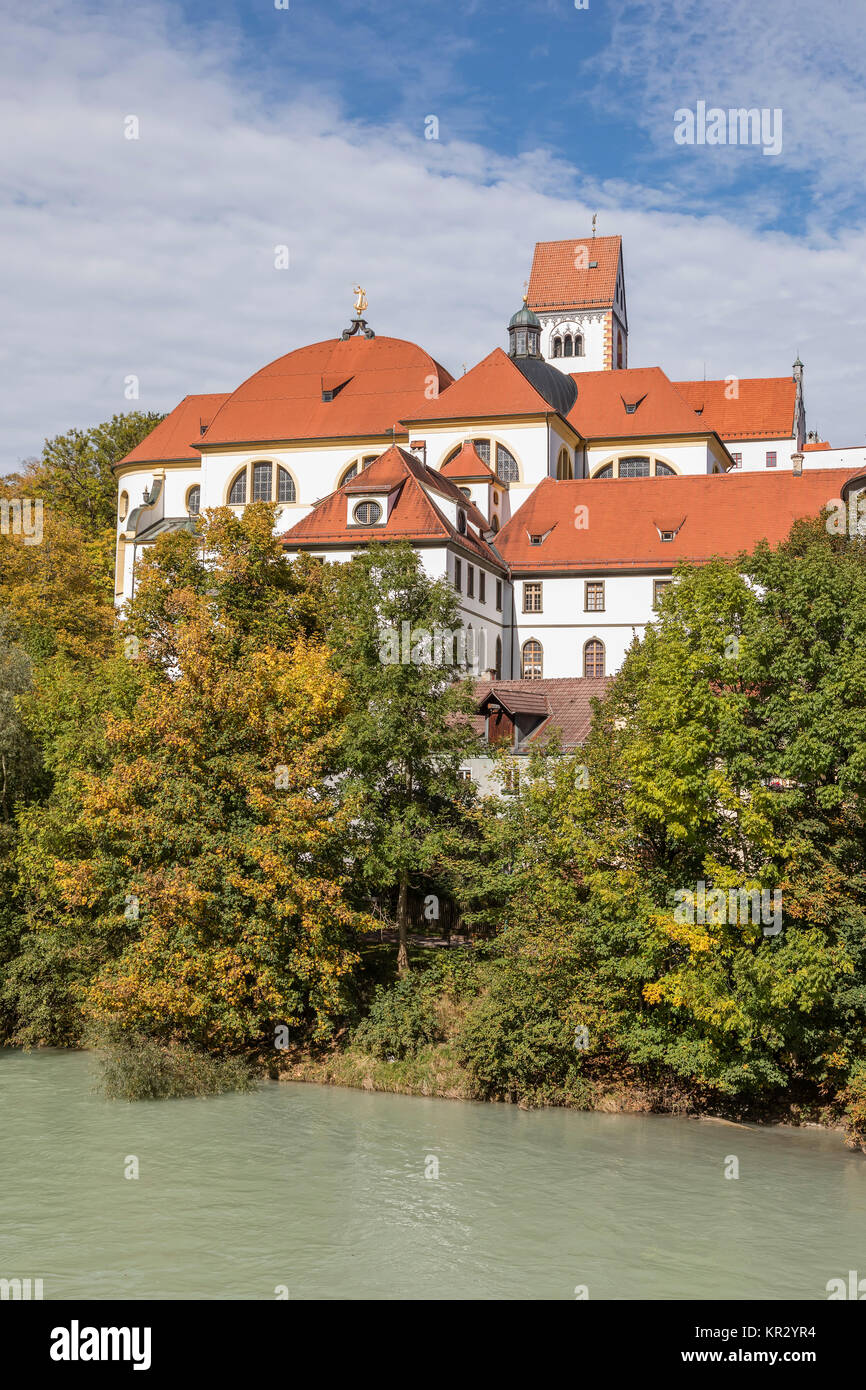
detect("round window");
top-left (353, 500), bottom-right (382, 525)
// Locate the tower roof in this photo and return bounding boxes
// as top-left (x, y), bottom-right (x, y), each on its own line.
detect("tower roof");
top-left (527, 235), bottom-right (622, 314)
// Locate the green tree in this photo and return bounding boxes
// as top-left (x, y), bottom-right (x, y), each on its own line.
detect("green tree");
top-left (330, 544), bottom-right (479, 974)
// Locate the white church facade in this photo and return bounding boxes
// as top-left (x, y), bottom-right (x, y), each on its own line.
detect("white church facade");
top-left (113, 235), bottom-right (866, 689)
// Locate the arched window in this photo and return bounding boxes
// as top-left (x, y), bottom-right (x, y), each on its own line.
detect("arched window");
top-left (618, 456), bottom-right (651, 478)
top-left (655, 461), bottom-right (675, 477)
top-left (595, 464), bottom-right (614, 479)
top-left (490, 515), bottom-right (500, 533)
top-left (574, 333), bottom-right (584, 357)
top-left (353, 500), bottom-right (382, 525)
top-left (340, 455), bottom-right (378, 487)
top-left (277, 466), bottom-right (296, 502)
top-left (563, 334), bottom-right (573, 357)
top-left (496, 444), bottom-right (519, 483)
top-left (253, 461), bottom-right (272, 501)
top-left (521, 639), bottom-right (543, 680)
top-left (457, 510), bottom-right (467, 534)
top-left (584, 638), bottom-right (605, 678)
top-left (186, 485), bottom-right (201, 516)
top-left (553, 336), bottom-right (562, 358)
top-left (495, 636), bottom-right (502, 680)
top-left (228, 470), bottom-right (247, 504)
top-left (118, 491), bottom-right (129, 523)
top-left (556, 447), bottom-right (573, 480)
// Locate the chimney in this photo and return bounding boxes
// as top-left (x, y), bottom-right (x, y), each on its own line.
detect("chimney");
top-left (792, 452), bottom-right (804, 475)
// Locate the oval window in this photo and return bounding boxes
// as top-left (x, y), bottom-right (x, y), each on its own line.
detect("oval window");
top-left (353, 500), bottom-right (382, 525)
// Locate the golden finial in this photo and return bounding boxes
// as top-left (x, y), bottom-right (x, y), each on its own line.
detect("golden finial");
top-left (522, 278), bottom-right (529, 304)
top-left (353, 284), bottom-right (368, 316)
top-left (591, 212), bottom-right (597, 238)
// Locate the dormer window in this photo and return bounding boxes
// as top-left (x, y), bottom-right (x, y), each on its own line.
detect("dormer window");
top-left (659, 531), bottom-right (676, 543)
top-left (529, 534), bottom-right (543, 546)
top-left (353, 500), bottom-right (382, 525)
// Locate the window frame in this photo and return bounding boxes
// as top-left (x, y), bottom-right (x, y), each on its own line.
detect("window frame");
top-left (521, 638), bottom-right (543, 680)
top-left (523, 581), bottom-right (543, 614)
top-left (583, 638), bottom-right (605, 679)
top-left (584, 580), bottom-right (604, 612)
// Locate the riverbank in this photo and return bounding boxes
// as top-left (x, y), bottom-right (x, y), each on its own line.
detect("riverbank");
top-left (278, 1038), bottom-right (854, 1142)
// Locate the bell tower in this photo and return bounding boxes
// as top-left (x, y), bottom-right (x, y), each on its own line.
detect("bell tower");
top-left (525, 233), bottom-right (628, 374)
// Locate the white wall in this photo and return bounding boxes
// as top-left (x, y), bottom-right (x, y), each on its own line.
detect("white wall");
top-left (513, 571), bottom-right (669, 678)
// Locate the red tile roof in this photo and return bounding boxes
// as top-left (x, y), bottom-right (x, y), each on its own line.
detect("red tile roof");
top-left (527, 236), bottom-right (622, 314)
top-left (116, 393), bottom-right (229, 467)
top-left (281, 446), bottom-right (506, 571)
top-left (567, 367), bottom-right (709, 441)
top-left (402, 348), bottom-right (558, 423)
top-left (199, 337), bottom-right (453, 447)
top-left (439, 441), bottom-right (496, 481)
top-left (474, 676), bottom-right (612, 747)
top-left (673, 377), bottom-right (797, 441)
top-left (804, 441), bottom-right (831, 451)
top-left (497, 469), bottom-right (861, 571)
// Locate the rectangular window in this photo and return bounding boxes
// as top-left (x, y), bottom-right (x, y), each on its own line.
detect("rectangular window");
top-left (467, 565), bottom-right (474, 598)
top-left (730, 452), bottom-right (742, 468)
top-left (454, 558), bottom-right (462, 593)
top-left (503, 763), bottom-right (520, 796)
top-left (585, 581), bottom-right (604, 612)
top-left (496, 579), bottom-right (502, 612)
top-left (653, 579), bottom-right (672, 609)
top-left (523, 581), bottom-right (542, 613)
top-left (457, 768), bottom-right (472, 784)
top-left (252, 461), bottom-right (272, 500)
top-left (765, 451), bottom-right (777, 468)
top-left (479, 571), bottom-right (486, 604)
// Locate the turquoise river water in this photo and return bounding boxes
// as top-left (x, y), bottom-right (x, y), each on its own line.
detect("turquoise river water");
top-left (1, 1048), bottom-right (864, 1299)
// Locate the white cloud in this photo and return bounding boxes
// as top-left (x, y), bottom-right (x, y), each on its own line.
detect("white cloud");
top-left (1, 0), bottom-right (865, 470)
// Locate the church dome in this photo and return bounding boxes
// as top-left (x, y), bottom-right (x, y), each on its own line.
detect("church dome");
top-left (508, 303), bottom-right (541, 330)
top-left (511, 356), bottom-right (578, 415)
top-left (200, 336), bottom-right (453, 447)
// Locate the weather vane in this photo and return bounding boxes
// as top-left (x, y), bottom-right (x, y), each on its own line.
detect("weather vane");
top-left (522, 278), bottom-right (529, 303)
top-left (591, 212), bottom-right (597, 238)
top-left (353, 285), bottom-right (368, 317)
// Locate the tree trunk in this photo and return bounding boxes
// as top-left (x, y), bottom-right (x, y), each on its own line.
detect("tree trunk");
top-left (397, 871), bottom-right (410, 976)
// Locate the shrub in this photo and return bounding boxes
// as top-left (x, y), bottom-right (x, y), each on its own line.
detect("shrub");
top-left (842, 1061), bottom-right (866, 1150)
top-left (95, 1030), bottom-right (257, 1101)
top-left (352, 974), bottom-right (443, 1059)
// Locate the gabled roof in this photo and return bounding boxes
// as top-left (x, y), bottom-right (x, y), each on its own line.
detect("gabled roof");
top-left (281, 446), bottom-right (506, 571)
top-left (474, 677), bottom-right (612, 748)
top-left (673, 377), bottom-right (798, 441)
top-left (527, 236), bottom-right (622, 314)
top-left (566, 367), bottom-right (711, 440)
top-left (401, 348), bottom-right (561, 424)
top-left (439, 441), bottom-right (496, 482)
top-left (116, 393), bottom-right (229, 467)
top-left (199, 336), bottom-right (453, 447)
top-left (497, 469), bottom-right (863, 571)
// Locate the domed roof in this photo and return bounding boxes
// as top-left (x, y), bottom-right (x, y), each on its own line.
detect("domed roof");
top-left (508, 301), bottom-right (541, 330)
top-left (200, 336), bottom-right (453, 447)
top-left (512, 356), bottom-right (578, 415)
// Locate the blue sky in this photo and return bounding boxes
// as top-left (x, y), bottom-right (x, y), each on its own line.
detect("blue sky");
top-left (2, 0), bottom-right (866, 464)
